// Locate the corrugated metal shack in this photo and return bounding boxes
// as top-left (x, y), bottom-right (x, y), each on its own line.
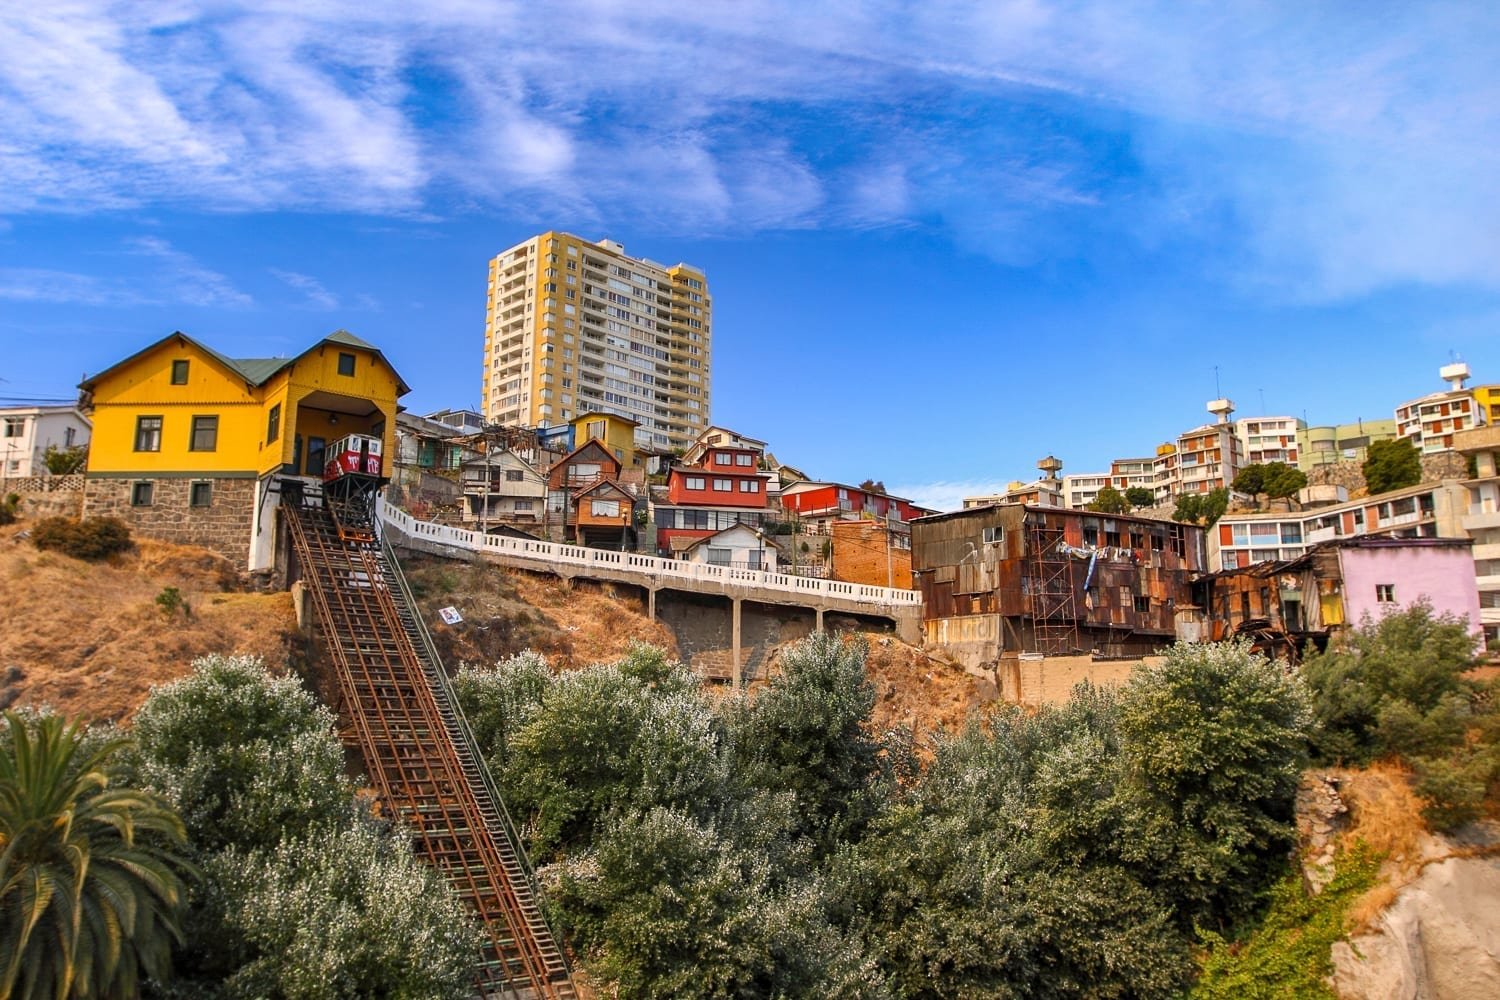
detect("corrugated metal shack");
top-left (911, 503), bottom-right (1207, 657)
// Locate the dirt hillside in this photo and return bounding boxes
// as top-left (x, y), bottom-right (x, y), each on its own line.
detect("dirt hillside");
top-left (0, 523), bottom-right (297, 723)
top-left (401, 554), bottom-right (992, 739)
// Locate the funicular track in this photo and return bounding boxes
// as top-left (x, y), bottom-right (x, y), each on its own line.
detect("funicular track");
top-left (283, 493), bottom-right (576, 999)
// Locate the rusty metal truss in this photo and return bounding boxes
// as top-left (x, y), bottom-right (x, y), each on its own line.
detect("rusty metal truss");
top-left (284, 494), bottom-right (577, 999)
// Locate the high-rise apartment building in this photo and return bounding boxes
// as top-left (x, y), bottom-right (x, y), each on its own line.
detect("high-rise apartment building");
top-left (482, 233), bottom-right (711, 450)
top-left (1394, 362), bottom-right (1492, 455)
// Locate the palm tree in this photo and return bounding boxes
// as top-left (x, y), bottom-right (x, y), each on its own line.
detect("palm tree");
top-left (0, 712), bottom-right (193, 999)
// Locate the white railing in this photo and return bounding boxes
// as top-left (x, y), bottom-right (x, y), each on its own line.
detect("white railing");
top-left (378, 498), bottom-right (921, 607)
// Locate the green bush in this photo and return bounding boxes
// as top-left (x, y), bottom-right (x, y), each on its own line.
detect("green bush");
top-left (1302, 603), bottom-right (1478, 765)
top-left (155, 585), bottom-right (188, 617)
top-left (1116, 640), bottom-right (1312, 928)
top-left (0, 493), bottom-right (19, 526)
top-left (31, 515), bottom-right (132, 560)
top-left (1413, 751), bottom-right (1492, 831)
top-left (132, 654), bottom-right (353, 853)
top-left (1192, 844), bottom-right (1381, 999)
top-left (198, 823), bottom-right (481, 999)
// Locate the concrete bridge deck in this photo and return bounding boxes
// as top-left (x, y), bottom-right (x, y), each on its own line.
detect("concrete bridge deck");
top-left (377, 500), bottom-right (923, 678)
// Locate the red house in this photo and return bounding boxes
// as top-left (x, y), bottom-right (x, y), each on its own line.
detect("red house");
top-left (654, 445), bottom-right (772, 556)
top-left (779, 480), bottom-right (934, 534)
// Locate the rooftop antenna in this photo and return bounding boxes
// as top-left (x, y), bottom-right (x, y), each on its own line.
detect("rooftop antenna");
top-left (1213, 365), bottom-right (1221, 398)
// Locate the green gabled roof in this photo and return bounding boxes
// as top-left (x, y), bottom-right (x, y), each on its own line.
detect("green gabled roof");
top-left (230, 358), bottom-right (293, 383)
top-left (324, 329), bottom-right (379, 351)
top-left (81, 329), bottom-right (410, 397)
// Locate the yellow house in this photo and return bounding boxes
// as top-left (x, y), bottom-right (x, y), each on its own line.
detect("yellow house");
top-left (571, 411), bottom-right (643, 469)
top-left (79, 330), bottom-right (409, 572)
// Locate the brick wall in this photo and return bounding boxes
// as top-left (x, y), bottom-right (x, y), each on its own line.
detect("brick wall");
top-left (831, 520), bottom-right (912, 589)
top-left (83, 476), bottom-right (257, 565)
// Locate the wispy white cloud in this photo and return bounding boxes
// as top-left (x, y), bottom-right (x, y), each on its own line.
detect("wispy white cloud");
top-left (0, 237), bottom-right (253, 308)
top-left (0, 267), bottom-right (127, 306)
top-left (271, 268), bottom-right (339, 310)
top-left (0, 2), bottom-right (1495, 296)
top-left (128, 236), bottom-right (252, 308)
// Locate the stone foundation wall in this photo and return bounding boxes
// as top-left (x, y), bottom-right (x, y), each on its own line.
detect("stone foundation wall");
top-left (1305, 453), bottom-right (1468, 496)
top-left (10, 491), bottom-right (84, 520)
top-left (83, 476), bottom-right (257, 566)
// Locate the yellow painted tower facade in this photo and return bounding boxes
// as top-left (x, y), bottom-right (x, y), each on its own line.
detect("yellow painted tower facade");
top-left (482, 233), bottom-right (710, 451)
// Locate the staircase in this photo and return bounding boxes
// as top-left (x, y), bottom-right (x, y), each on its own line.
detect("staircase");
top-left (284, 494), bottom-right (577, 999)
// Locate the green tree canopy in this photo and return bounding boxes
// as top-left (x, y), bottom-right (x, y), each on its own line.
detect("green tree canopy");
top-left (198, 824), bottom-right (481, 999)
top-left (1125, 486), bottom-right (1155, 508)
top-left (1363, 439), bottom-right (1422, 495)
top-left (1086, 485), bottom-right (1131, 514)
top-left (131, 654), bottom-right (353, 853)
top-left (1302, 602), bottom-right (1478, 765)
top-left (42, 443), bottom-right (88, 475)
top-left (1231, 464), bottom-right (1265, 496)
top-left (1115, 641), bottom-right (1312, 928)
top-left (1172, 487), bottom-right (1229, 526)
top-left (0, 711), bottom-right (193, 1000)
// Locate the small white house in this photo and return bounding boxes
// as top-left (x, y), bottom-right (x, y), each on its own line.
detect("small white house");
top-left (461, 449), bottom-right (548, 528)
top-left (677, 524), bottom-right (779, 571)
top-left (0, 405), bottom-right (91, 479)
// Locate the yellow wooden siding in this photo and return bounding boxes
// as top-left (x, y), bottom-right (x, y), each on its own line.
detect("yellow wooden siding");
top-left (85, 336), bottom-right (403, 478)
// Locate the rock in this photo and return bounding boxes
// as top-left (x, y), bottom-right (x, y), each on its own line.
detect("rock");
top-left (1330, 856), bottom-right (1500, 999)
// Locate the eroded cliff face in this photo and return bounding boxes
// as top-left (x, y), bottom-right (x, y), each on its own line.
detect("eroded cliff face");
top-left (1331, 853), bottom-right (1500, 1000)
top-left (1294, 769), bottom-right (1500, 1000)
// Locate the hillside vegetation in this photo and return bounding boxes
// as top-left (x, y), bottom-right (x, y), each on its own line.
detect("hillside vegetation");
top-left (0, 523), bottom-right (297, 721)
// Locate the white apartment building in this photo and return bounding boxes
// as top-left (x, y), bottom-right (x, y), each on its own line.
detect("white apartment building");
top-left (1456, 426), bottom-right (1500, 650)
top-left (1394, 363), bottom-right (1490, 455)
top-left (1235, 415), bottom-right (1305, 466)
top-left (482, 233), bottom-right (710, 451)
top-left (1062, 472), bottom-right (1110, 509)
top-left (0, 404), bottom-right (91, 479)
top-left (1152, 399), bottom-right (1245, 502)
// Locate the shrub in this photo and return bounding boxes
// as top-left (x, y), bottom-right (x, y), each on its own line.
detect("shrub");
top-left (1191, 844), bottom-right (1381, 999)
top-left (156, 585), bottom-right (188, 617)
top-left (31, 515), bottom-right (132, 560)
top-left (200, 822), bottom-right (481, 999)
top-left (1115, 640), bottom-right (1312, 928)
top-left (1302, 603), bottom-right (1478, 765)
top-left (1413, 751), bottom-right (1492, 831)
top-left (0, 493), bottom-right (19, 526)
top-left (132, 655), bottom-right (353, 853)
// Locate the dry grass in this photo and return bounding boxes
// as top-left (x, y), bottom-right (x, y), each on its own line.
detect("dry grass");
top-left (1336, 761), bottom-right (1429, 865)
top-left (862, 637), bottom-right (989, 747)
top-left (509, 573), bottom-right (678, 666)
top-left (404, 557), bottom-right (677, 672)
top-left (1331, 760), bottom-right (1441, 931)
top-left (0, 523), bottom-right (297, 724)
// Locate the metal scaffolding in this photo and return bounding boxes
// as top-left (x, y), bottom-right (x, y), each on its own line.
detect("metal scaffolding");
top-left (1025, 510), bottom-right (1082, 656)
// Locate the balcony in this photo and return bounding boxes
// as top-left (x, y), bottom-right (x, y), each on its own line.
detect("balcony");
top-left (1475, 543), bottom-right (1500, 562)
top-left (1464, 510), bottom-right (1500, 531)
top-left (1306, 526), bottom-right (1339, 544)
top-left (1477, 575), bottom-right (1500, 593)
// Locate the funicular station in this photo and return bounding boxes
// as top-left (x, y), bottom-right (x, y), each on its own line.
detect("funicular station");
top-left (80, 331), bottom-right (576, 998)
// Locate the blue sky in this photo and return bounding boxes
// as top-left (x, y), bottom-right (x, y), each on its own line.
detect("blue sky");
top-left (2, 2), bottom-right (1497, 510)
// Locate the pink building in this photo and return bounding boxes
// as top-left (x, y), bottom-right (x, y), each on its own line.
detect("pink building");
top-left (1336, 539), bottom-right (1481, 638)
top-left (1199, 537), bottom-right (1481, 657)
